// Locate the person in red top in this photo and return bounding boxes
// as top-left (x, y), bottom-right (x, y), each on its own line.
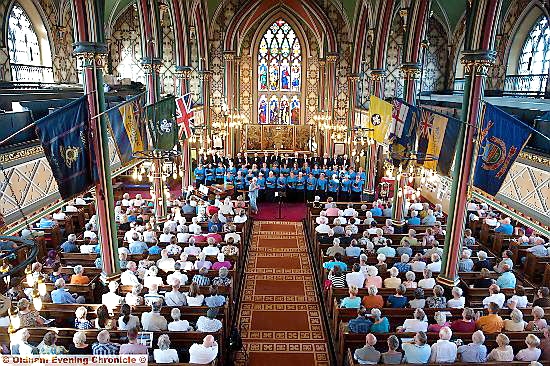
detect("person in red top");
top-left (206, 226), bottom-right (223, 243)
top-left (212, 253), bottom-right (232, 271)
top-left (450, 307), bottom-right (476, 333)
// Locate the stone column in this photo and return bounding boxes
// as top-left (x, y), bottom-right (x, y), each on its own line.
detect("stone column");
top-left (438, 0), bottom-right (502, 287)
top-left (326, 55), bottom-right (338, 155)
top-left (348, 75), bottom-right (359, 157)
top-left (72, 0), bottom-right (119, 280)
top-left (224, 52), bottom-right (236, 155)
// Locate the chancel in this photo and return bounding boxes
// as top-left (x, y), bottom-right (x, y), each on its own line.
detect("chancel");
top-left (1, 0), bottom-right (550, 365)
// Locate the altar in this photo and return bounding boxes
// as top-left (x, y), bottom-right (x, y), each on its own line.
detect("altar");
top-left (244, 124), bottom-right (314, 151)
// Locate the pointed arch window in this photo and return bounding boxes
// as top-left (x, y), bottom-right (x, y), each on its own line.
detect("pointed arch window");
top-left (257, 19), bottom-right (302, 125)
top-left (517, 16), bottom-right (549, 90)
top-left (7, 2), bottom-right (53, 82)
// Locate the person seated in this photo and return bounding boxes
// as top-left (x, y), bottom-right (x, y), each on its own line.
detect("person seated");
top-left (447, 286), bottom-right (465, 308)
top-left (400, 229), bottom-right (419, 247)
top-left (183, 238), bottom-right (202, 257)
top-left (194, 252), bottom-right (213, 271)
top-left (387, 284), bottom-right (408, 308)
top-left (48, 262), bottom-right (67, 283)
top-left (141, 301), bottom-right (168, 331)
top-left (124, 284), bottom-right (144, 307)
top-left (533, 286), bottom-right (550, 307)
top-left (354, 333), bottom-right (381, 364)
top-left (327, 265), bottom-right (347, 288)
top-left (196, 307), bottom-right (223, 332)
top-left (361, 285), bottom-right (384, 309)
top-left (487, 333), bottom-right (514, 361)
top-left (189, 335), bottom-right (218, 365)
top-left (164, 278), bottom-right (187, 307)
top-left (428, 311), bottom-right (450, 333)
top-left (382, 219), bottom-right (394, 235)
top-left (473, 250), bottom-right (492, 271)
top-left (430, 326), bottom-right (457, 363)
top-left (37, 331), bottom-right (68, 355)
top-left (393, 254), bottom-right (411, 273)
top-left (44, 249), bottom-right (61, 267)
top-left (463, 228), bottom-right (476, 247)
top-left (144, 282), bottom-right (165, 306)
top-left (345, 240), bottom-right (361, 257)
top-left (482, 284), bottom-right (506, 308)
top-left (118, 304), bottom-right (140, 330)
top-left (370, 203), bottom-right (383, 217)
top-left (380, 335), bottom-right (402, 364)
top-left (91, 330), bottom-right (119, 355)
top-left (212, 253), bottom-right (232, 271)
top-left (166, 262), bottom-right (188, 286)
top-left (375, 253), bottom-right (388, 274)
top-left (119, 327), bottom-right (148, 355)
top-left (410, 253), bottom-right (427, 272)
top-left (377, 239), bottom-right (396, 258)
top-left (154, 334), bottom-right (180, 363)
top-left (348, 307), bottom-right (373, 333)
top-left (426, 253), bottom-right (442, 273)
top-left (346, 264), bottom-right (366, 289)
top-left (421, 210), bottom-right (436, 225)
top-left (340, 285), bottom-right (361, 309)
top-left (495, 250), bottom-right (514, 273)
top-left (68, 331), bottom-right (91, 355)
top-left (495, 217), bottom-right (514, 235)
top-left (407, 210), bottom-right (421, 226)
top-left (474, 267), bottom-right (495, 288)
top-left (186, 282), bottom-right (205, 306)
top-left (504, 308), bottom-right (527, 331)
top-left (144, 265), bottom-right (164, 289)
top-left (369, 308), bottom-right (390, 333)
top-left (332, 218), bottom-right (345, 235)
top-left (323, 253), bottom-right (348, 271)
top-left (409, 288), bottom-right (426, 309)
top-left (205, 285), bottom-right (226, 308)
top-left (191, 266), bottom-right (211, 287)
top-left (343, 203), bottom-right (357, 217)
top-left (383, 267), bottom-right (402, 289)
top-left (400, 271), bottom-right (416, 289)
top-left (222, 237), bottom-right (239, 256)
top-left (516, 333), bottom-right (542, 361)
top-left (457, 330), bottom-right (488, 363)
top-left (213, 267), bottom-right (232, 287)
top-left (402, 331), bottom-right (431, 364)
top-left (426, 285), bottom-right (447, 309)
top-left (540, 327), bottom-right (550, 361)
top-left (168, 308), bottom-right (193, 331)
top-left (450, 307), bottom-right (477, 333)
top-left (526, 306), bottom-right (548, 331)
top-left (526, 237), bottom-right (549, 258)
top-left (476, 302), bottom-right (504, 333)
top-left (458, 249), bottom-right (474, 272)
top-left (326, 238), bottom-right (345, 257)
top-left (315, 216), bottom-right (331, 234)
top-left (496, 264), bottom-right (516, 289)
top-left (400, 308), bottom-right (428, 333)
top-left (506, 285), bottom-right (528, 309)
top-left (15, 298), bottom-right (43, 328)
top-left (101, 281), bottom-right (123, 313)
top-left (51, 278), bottom-right (82, 304)
top-left (417, 268), bottom-right (435, 289)
top-left (60, 234), bottom-right (79, 253)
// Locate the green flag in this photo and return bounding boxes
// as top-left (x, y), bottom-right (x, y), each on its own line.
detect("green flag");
top-left (146, 96), bottom-right (177, 150)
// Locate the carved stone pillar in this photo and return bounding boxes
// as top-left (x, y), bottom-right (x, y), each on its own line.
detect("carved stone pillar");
top-left (224, 51), bottom-right (236, 155)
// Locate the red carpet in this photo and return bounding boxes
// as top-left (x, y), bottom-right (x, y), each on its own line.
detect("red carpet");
top-left (253, 202), bottom-right (307, 222)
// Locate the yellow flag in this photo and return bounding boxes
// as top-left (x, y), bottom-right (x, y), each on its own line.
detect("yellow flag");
top-left (121, 103), bottom-right (143, 153)
top-left (369, 95), bottom-right (392, 143)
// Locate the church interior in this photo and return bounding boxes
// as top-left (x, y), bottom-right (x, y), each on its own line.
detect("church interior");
top-left (0, 0), bottom-right (549, 365)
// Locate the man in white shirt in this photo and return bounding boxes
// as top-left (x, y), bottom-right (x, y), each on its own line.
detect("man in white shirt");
top-left (157, 249), bottom-right (176, 272)
top-left (167, 263), bottom-right (188, 286)
top-left (52, 209), bottom-right (66, 221)
top-left (141, 301), bottom-right (168, 331)
top-left (224, 231), bottom-right (241, 243)
top-left (102, 281), bottom-right (124, 313)
top-left (482, 284), bottom-right (506, 308)
top-left (121, 193), bottom-right (131, 207)
top-left (74, 197), bottom-right (87, 205)
top-left (164, 279), bottom-right (187, 307)
top-left (124, 224), bottom-right (139, 243)
top-left (189, 335), bottom-right (218, 364)
top-left (315, 217), bottom-right (330, 234)
top-left (188, 218), bottom-right (201, 234)
top-left (168, 308), bottom-right (192, 331)
top-left (345, 264), bottom-right (365, 289)
top-left (120, 262), bottom-right (140, 286)
top-left (426, 253), bottom-right (442, 273)
top-left (234, 211), bottom-right (247, 223)
top-left (65, 204), bottom-right (78, 213)
top-left (131, 194), bottom-right (144, 207)
top-left (166, 242), bottom-right (183, 257)
top-left (429, 327), bottom-right (457, 363)
top-left (343, 204), bottom-right (357, 217)
top-left (164, 216), bottom-right (178, 233)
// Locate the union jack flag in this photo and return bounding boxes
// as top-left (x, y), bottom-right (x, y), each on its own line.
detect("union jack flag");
top-left (175, 93), bottom-right (194, 140)
top-left (419, 109), bottom-right (434, 138)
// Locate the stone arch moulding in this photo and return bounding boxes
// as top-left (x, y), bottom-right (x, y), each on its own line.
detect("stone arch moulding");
top-left (351, 0), bottom-right (369, 74)
top-left (221, 0), bottom-right (338, 57)
top-left (5, 0), bottom-right (55, 67)
top-left (502, 0), bottom-right (550, 75)
top-left (190, 0), bottom-right (209, 69)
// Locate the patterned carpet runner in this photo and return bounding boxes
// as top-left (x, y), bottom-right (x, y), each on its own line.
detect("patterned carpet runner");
top-left (236, 221), bottom-right (330, 366)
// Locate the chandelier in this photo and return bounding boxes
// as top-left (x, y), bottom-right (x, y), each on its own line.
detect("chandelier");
top-left (312, 110), bottom-right (332, 130)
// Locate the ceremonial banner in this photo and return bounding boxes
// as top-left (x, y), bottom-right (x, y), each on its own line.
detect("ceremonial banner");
top-left (34, 96), bottom-right (98, 199)
top-left (175, 93), bottom-right (194, 140)
top-left (146, 96), bottom-right (177, 150)
top-left (390, 99), bottom-right (419, 147)
top-left (474, 103), bottom-right (532, 196)
top-left (369, 95), bottom-right (392, 143)
top-left (106, 94), bottom-right (145, 163)
top-left (424, 110), bottom-right (461, 176)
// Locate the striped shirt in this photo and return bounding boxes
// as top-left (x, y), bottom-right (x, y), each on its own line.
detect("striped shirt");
top-left (192, 274), bottom-right (211, 287)
top-left (92, 342), bottom-right (119, 355)
top-left (328, 274), bottom-right (346, 288)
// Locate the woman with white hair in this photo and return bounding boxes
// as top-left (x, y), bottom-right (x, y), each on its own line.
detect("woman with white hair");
top-left (11, 328), bottom-right (35, 355)
top-left (430, 327), bottom-right (457, 363)
top-left (364, 266), bottom-right (382, 288)
top-left (384, 267), bottom-right (402, 289)
top-left (504, 308), bottom-right (527, 331)
top-left (526, 306), bottom-right (548, 331)
top-left (143, 266), bottom-right (164, 288)
top-left (361, 285), bottom-right (384, 309)
top-left (154, 334), bottom-right (179, 363)
top-left (369, 308), bottom-right (390, 333)
top-left (458, 249), bottom-right (474, 272)
top-left (457, 330), bottom-right (487, 362)
top-left (426, 253), bottom-right (442, 272)
top-left (418, 268), bottom-right (436, 289)
top-left (364, 211), bottom-right (374, 226)
top-left (194, 252), bottom-right (213, 271)
top-left (473, 250), bottom-right (491, 271)
top-left (516, 334), bottom-right (542, 361)
top-left (428, 311), bottom-right (450, 333)
top-left (403, 271), bottom-right (417, 289)
top-left (75, 306), bottom-right (94, 329)
top-left (447, 287), bottom-right (465, 308)
top-left (69, 331), bottom-right (91, 354)
top-left (487, 333), bottom-right (514, 361)
top-left (168, 308), bottom-right (193, 331)
top-left (375, 253), bottom-right (388, 274)
top-left (70, 265), bottom-right (90, 284)
top-left (382, 219), bottom-right (394, 234)
top-left (426, 285), bottom-right (447, 308)
top-left (125, 283), bottom-right (144, 306)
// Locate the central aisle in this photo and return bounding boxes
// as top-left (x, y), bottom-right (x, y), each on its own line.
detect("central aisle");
top-left (236, 221), bottom-right (330, 366)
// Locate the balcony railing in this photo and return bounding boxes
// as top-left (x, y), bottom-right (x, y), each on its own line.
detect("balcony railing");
top-left (504, 74), bottom-right (548, 98)
top-left (10, 63), bottom-right (54, 83)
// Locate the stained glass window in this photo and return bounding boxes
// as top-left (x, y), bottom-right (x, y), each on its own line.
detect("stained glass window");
top-left (257, 19), bottom-right (301, 124)
top-left (7, 3), bottom-right (52, 82)
top-left (518, 16), bottom-right (549, 90)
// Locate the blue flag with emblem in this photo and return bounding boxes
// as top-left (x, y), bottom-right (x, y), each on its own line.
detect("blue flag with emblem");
top-left (106, 93), bottom-right (145, 163)
top-left (474, 103), bottom-right (532, 196)
top-left (34, 96), bottom-right (98, 200)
